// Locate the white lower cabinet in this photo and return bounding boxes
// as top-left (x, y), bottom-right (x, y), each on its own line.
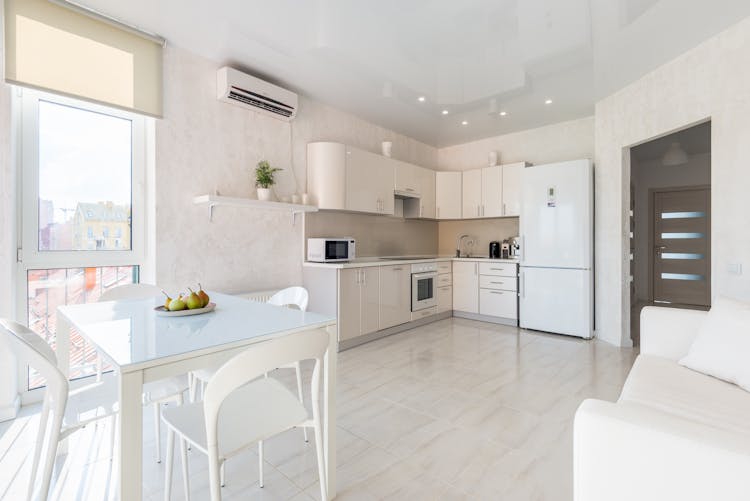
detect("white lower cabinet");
top-left (379, 265), bottom-right (411, 329)
top-left (338, 267), bottom-right (380, 341)
top-left (452, 261), bottom-right (479, 313)
top-left (437, 284), bottom-right (452, 313)
top-left (479, 289), bottom-right (517, 318)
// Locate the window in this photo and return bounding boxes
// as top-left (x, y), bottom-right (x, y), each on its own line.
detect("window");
top-left (18, 88), bottom-right (148, 392)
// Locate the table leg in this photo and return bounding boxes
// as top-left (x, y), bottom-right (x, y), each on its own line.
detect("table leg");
top-left (119, 370), bottom-right (144, 501)
top-left (324, 325), bottom-right (338, 500)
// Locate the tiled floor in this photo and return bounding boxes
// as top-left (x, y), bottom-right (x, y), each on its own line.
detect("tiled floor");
top-left (0, 318), bottom-right (637, 500)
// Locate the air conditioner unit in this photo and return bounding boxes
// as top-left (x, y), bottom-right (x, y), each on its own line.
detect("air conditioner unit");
top-left (217, 66), bottom-right (298, 121)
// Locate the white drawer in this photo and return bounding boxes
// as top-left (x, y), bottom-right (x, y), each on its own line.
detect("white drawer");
top-left (479, 275), bottom-right (516, 291)
top-left (411, 306), bottom-right (438, 321)
top-left (437, 285), bottom-right (452, 313)
top-left (479, 262), bottom-right (517, 277)
top-left (437, 261), bottom-right (452, 274)
top-left (479, 289), bottom-right (517, 319)
top-left (437, 274), bottom-right (453, 286)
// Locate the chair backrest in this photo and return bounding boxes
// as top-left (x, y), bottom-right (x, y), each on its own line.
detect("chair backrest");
top-left (202, 328), bottom-right (329, 446)
top-left (99, 283), bottom-right (161, 302)
top-left (267, 286), bottom-right (309, 311)
top-left (0, 319), bottom-right (68, 402)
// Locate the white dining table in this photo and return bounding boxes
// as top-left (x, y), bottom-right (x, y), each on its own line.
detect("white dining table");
top-left (56, 292), bottom-right (338, 500)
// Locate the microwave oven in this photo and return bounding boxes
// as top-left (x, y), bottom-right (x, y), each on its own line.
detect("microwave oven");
top-left (307, 238), bottom-right (356, 262)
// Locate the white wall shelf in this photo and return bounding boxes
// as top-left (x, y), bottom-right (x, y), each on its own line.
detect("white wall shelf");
top-left (193, 194), bottom-right (318, 224)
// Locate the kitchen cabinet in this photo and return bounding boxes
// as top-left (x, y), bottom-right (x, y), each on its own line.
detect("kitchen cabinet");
top-left (452, 261), bottom-right (479, 313)
top-left (437, 260), bottom-right (453, 313)
top-left (462, 169), bottom-right (482, 218)
top-left (501, 162), bottom-right (529, 216)
top-left (479, 289), bottom-right (517, 318)
top-left (394, 160), bottom-right (420, 195)
top-left (436, 171), bottom-right (462, 219)
top-left (481, 165), bottom-right (503, 217)
top-left (338, 267), bottom-right (380, 341)
top-left (379, 265), bottom-right (411, 329)
top-left (401, 164), bottom-right (436, 219)
top-left (307, 142), bottom-right (394, 215)
top-left (416, 167), bottom-right (436, 218)
top-left (478, 261), bottom-right (518, 320)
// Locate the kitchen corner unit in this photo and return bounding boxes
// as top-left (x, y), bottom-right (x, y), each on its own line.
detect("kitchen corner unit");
top-left (452, 258), bottom-right (519, 326)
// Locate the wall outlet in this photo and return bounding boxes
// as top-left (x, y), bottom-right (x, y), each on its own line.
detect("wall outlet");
top-left (727, 263), bottom-right (743, 275)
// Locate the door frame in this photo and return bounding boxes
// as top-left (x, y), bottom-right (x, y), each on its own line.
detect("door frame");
top-left (647, 184), bottom-right (711, 307)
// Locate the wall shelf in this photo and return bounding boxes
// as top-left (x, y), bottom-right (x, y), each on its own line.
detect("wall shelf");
top-left (193, 194), bottom-right (318, 224)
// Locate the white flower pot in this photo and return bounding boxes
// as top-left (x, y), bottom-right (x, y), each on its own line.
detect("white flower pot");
top-left (257, 188), bottom-right (272, 201)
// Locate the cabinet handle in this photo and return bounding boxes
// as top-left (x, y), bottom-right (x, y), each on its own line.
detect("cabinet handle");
top-left (490, 291), bottom-right (503, 295)
top-left (405, 187), bottom-right (414, 192)
top-left (437, 207), bottom-right (440, 218)
top-left (490, 281), bottom-right (504, 285)
top-left (474, 263), bottom-right (478, 275)
top-left (420, 205), bottom-right (424, 217)
top-left (503, 203), bottom-right (506, 216)
top-left (392, 267), bottom-right (403, 271)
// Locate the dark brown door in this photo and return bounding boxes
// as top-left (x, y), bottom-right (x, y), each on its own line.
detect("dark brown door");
top-left (652, 187), bottom-right (711, 307)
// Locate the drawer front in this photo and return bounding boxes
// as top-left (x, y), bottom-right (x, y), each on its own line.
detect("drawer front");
top-left (437, 261), bottom-right (452, 274)
top-left (479, 262), bottom-right (517, 277)
top-left (437, 285), bottom-right (452, 313)
top-left (479, 289), bottom-right (517, 319)
top-left (411, 306), bottom-right (438, 321)
top-left (479, 275), bottom-right (517, 291)
top-left (437, 273), bottom-right (453, 286)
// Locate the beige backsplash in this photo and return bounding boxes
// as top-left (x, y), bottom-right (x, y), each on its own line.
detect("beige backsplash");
top-left (438, 218), bottom-right (519, 256)
top-left (305, 212), bottom-right (438, 257)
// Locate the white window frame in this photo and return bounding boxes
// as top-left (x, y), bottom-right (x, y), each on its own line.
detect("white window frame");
top-left (15, 88), bottom-right (149, 400)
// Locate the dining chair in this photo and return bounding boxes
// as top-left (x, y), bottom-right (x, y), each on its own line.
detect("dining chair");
top-left (162, 327), bottom-right (329, 501)
top-left (98, 283), bottom-right (189, 463)
top-left (1, 319), bottom-right (119, 501)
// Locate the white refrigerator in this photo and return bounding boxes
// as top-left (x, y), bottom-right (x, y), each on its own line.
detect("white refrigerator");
top-left (519, 159), bottom-right (593, 339)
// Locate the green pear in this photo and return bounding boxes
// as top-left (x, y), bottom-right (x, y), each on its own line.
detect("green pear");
top-left (161, 289), bottom-right (172, 309)
top-left (168, 296), bottom-right (187, 311)
top-left (186, 288), bottom-right (203, 309)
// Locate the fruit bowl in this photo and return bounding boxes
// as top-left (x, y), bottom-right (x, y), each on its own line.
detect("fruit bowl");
top-left (154, 302), bottom-right (216, 317)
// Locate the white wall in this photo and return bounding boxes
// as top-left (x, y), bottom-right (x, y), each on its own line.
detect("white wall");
top-left (437, 117), bottom-right (595, 171)
top-left (595, 16), bottom-right (750, 346)
top-left (631, 153), bottom-right (710, 301)
top-left (155, 47), bottom-right (438, 294)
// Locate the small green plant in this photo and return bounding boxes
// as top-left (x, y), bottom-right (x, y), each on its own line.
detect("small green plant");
top-left (255, 160), bottom-right (282, 189)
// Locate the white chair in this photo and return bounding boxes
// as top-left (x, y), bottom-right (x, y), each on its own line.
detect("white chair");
top-left (98, 283), bottom-right (189, 463)
top-left (162, 328), bottom-right (329, 501)
top-left (1, 319), bottom-right (119, 501)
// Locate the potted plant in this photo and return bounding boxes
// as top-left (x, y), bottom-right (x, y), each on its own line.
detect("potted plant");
top-left (255, 160), bottom-right (281, 201)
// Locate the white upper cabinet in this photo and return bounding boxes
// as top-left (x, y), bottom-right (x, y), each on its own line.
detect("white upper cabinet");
top-left (396, 160), bottom-right (435, 219)
top-left (462, 168), bottom-right (482, 218)
top-left (481, 165), bottom-right (503, 217)
top-left (394, 160), bottom-right (420, 195)
top-left (418, 167), bottom-right (436, 219)
top-left (346, 147), bottom-right (394, 214)
top-left (436, 171), bottom-right (462, 219)
top-left (307, 142), bottom-right (394, 215)
top-left (501, 162), bottom-right (529, 216)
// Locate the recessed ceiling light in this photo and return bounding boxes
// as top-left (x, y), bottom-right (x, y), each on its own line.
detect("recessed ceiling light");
top-left (499, 111), bottom-right (508, 116)
top-left (461, 120), bottom-right (468, 126)
top-left (417, 96), bottom-right (426, 102)
top-left (545, 99), bottom-right (553, 105)
top-left (441, 110), bottom-right (449, 115)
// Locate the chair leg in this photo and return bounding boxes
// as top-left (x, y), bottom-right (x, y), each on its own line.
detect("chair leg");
top-left (312, 416), bottom-right (327, 500)
top-left (258, 440), bottom-right (264, 488)
top-left (39, 406), bottom-right (64, 501)
top-left (109, 413), bottom-right (117, 461)
top-left (294, 362), bottom-right (308, 442)
top-left (27, 401), bottom-right (50, 501)
top-left (153, 403), bottom-right (162, 463)
top-left (180, 438), bottom-right (190, 501)
top-left (164, 429), bottom-right (175, 501)
top-left (220, 460), bottom-right (226, 488)
top-left (189, 374), bottom-right (199, 403)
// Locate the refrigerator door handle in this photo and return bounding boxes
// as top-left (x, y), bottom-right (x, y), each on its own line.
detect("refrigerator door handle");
top-left (519, 235), bottom-right (525, 262)
top-left (520, 271), bottom-right (525, 298)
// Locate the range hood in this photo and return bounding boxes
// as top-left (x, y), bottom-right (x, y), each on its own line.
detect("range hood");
top-left (394, 190), bottom-right (421, 199)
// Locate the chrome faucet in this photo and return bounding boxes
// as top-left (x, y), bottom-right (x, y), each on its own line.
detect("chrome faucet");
top-left (456, 234), bottom-right (470, 258)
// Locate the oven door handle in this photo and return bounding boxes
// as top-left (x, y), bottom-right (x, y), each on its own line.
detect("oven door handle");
top-left (412, 272), bottom-right (437, 279)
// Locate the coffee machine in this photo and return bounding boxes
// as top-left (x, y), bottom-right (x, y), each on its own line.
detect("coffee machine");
top-left (509, 236), bottom-right (521, 258)
top-left (489, 241), bottom-right (501, 259)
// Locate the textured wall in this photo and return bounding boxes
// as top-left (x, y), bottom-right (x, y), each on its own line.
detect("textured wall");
top-left (438, 219), bottom-right (519, 257)
top-left (155, 47), bottom-right (438, 294)
top-left (437, 117), bottom-right (595, 171)
top-left (595, 16), bottom-right (750, 346)
top-left (304, 212), bottom-right (437, 257)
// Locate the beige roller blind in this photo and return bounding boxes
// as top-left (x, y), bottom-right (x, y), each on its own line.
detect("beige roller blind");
top-left (4, 0), bottom-right (163, 117)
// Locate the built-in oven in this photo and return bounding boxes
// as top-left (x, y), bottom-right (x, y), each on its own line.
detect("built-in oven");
top-left (411, 262), bottom-right (438, 311)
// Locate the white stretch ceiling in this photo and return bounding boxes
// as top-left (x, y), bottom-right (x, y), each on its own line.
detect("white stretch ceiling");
top-left (80, 0), bottom-right (750, 146)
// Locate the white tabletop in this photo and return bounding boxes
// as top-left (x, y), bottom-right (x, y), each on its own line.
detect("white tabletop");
top-left (57, 292), bottom-right (335, 372)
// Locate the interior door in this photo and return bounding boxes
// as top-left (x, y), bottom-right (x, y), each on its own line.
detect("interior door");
top-left (652, 187), bottom-right (711, 307)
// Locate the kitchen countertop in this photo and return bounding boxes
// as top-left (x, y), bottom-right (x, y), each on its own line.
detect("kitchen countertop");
top-left (303, 256), bottom-right (519, 269)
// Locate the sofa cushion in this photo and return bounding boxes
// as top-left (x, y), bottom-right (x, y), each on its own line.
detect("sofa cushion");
top-left (619, 355), bottom-right (750, 435)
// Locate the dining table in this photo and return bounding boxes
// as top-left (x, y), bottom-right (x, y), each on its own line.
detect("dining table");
top-left (56, 291), bottom-right (338, 500)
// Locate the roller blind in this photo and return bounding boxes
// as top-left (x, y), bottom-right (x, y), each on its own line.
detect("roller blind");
top-left (4, 0), bottom-right (163, 117)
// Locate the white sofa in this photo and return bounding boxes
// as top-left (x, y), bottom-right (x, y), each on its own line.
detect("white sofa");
top-left (574, 306), bottom-right (750, 501)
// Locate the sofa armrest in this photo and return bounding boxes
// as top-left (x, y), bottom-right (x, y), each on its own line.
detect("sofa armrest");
top-left (639, 306), bottom-right (707, 360)
top-left (574, 399), bottom-right (750, 501)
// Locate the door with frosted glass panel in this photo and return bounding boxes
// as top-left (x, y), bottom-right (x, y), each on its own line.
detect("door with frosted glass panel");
top-left (652, 187), bottom-right (710, 307)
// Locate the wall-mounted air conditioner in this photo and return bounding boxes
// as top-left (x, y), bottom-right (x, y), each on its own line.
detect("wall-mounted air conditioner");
top-left (217, 66), bottom-right (298, 121)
